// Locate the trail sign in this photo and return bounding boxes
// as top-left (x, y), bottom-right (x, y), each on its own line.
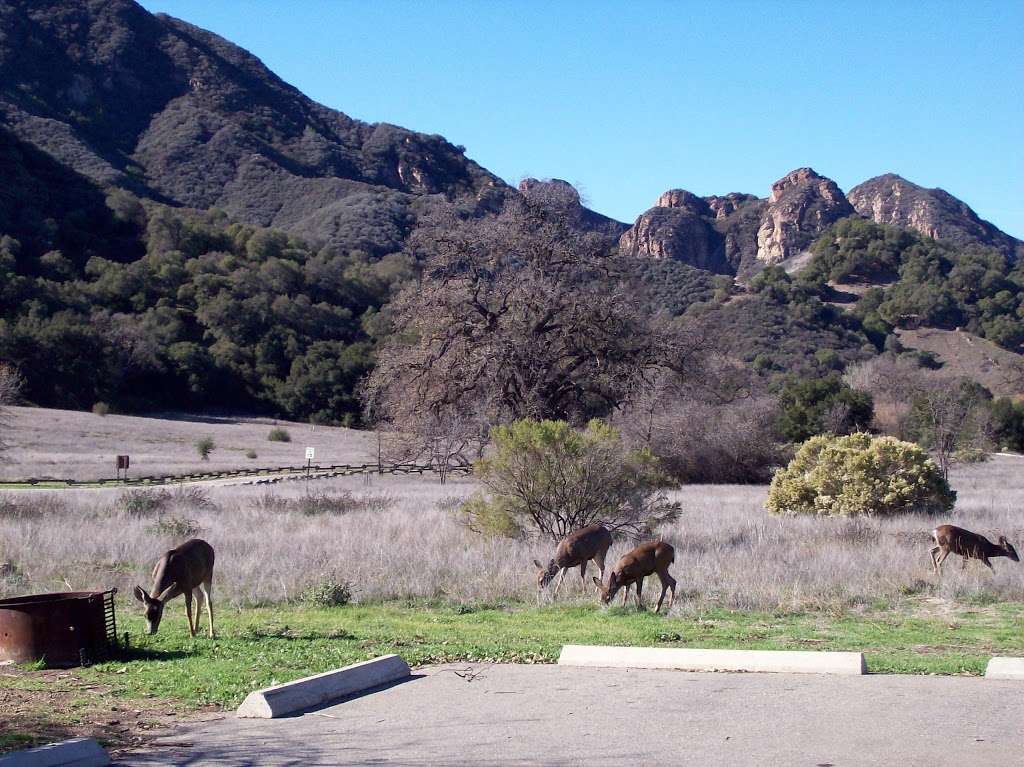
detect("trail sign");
top-left (305, 447), bottom-right (316, 461)
top-left (116, 454), bottom-right (130, 481)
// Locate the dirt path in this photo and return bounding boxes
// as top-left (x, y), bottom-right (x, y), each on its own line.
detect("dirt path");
top-left (0, 664), bottom-right (222, 758)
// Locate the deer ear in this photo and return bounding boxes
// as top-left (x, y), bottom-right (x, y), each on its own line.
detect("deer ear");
top-left (533, 559), bottom-right (543, 570)
top-left (591, 576), bottom-right (603, 590)
top-left (133, 585), bottom-right (148, 603)
top-left (156, 582), bottom-right (178, 602)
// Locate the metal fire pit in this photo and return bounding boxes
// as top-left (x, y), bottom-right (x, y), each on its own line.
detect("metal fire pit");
top-left (0, 589), bottom-right (119, 667)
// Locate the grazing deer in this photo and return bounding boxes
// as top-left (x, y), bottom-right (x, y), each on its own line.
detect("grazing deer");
top-left (593, 540), bottom-right (676, 613)
top-left (930, 524), bottom-right (1019, 574)
top-left (134, 538), bottom-right (215, 637)
top-left (534, 524), bottom-right (612, 599)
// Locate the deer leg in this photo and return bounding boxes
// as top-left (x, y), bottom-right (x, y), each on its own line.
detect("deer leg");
top-left (621, 583), bottom-right (630, 606)
top-left (184, 591), bottom-right (195, 637)
top-left (929, 546), bottom-right (941, 573)
top-left (668, 576), bottom-right (676, 610)
top-left (200, 579), bottom-right (215, 638)
top-left (934, 549), bottom-right (950, 575)
top-left (982, 557), bottom-right (994, 572)
top-left (553, 568), bottom-right (569, 598)
top-left (594, 551), bottom-right (607, 582)
top-left (580, 560), bottom-right (588, 583)
top-left (635, 577), bottom-right (645, 610)
top-left (655, 573), bottom-right (675, 614)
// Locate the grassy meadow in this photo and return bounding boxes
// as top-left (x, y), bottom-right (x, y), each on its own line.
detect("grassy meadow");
top-left (0, 406), bottom-right (376, 481)
top-left (2, 409), bottom-right (1024, 753)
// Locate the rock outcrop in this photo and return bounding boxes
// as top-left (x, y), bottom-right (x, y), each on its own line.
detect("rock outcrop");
top-left (518, 178), bottom-right (628, 240)
top-left (848, 174), bottom-right (1022, 260)
top-left (619, 189), bottom-right (764, 275)
top-left (755, 168), bottom-right (854, 265)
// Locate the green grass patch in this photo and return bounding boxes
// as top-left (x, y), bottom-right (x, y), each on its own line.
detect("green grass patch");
top-left (79, 601), bottom-right (1024, 708)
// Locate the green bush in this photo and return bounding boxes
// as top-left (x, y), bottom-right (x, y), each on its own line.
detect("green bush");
top-left (195, 436), bottom-right (215, 460)
top-left (776, 374), bottom-right (874, 443)
top-left (461, 418), bottom-right (678, 541)
top-left (245, 449), bottom-right (258, 459)
top-left (766, 433), bottom-right (955, 517)
top-left (299, 578), bottom-right (352, 608)
top-left (267, 427), bottom-right (291, 442)
top-left (92, 401), bottom-right (110, 417)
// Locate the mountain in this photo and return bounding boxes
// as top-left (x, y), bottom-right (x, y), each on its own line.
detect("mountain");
top-left (619, 189), bottom-right (763, 275)
top-left (848, 174), bottom-right (1023, 261)
top-left (0, 0), bottom-right (521, 255)
top-left (620, 168), bottom-right (853, 278)
top-left (620, 168), bottom-right (1020, 279)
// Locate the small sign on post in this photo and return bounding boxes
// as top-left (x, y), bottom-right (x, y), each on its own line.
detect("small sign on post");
top-left (116, 455), bottom-right (130, 481)
top-left (305, 447), bottom-right (315, 477)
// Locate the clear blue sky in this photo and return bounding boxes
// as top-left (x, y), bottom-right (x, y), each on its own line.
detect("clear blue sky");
top-left (139, 0), bottom-right (1024, 238)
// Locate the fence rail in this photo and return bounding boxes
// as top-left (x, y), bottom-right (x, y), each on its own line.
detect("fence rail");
top-left (0, 462), bottom-right (472, 489)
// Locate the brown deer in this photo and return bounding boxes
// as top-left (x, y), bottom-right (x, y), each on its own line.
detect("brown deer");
top-left (930, 524), bottom-right (1019, 574)
top-left (134, 538), bottom-right (215, 637)
top-left (534, 524), bottom-right (612, 599)
top-left (592, 540), bottom-right (676, 613)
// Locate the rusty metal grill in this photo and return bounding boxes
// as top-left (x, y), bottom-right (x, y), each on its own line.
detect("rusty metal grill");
top-left (0, 589), bottom-right (120, 667)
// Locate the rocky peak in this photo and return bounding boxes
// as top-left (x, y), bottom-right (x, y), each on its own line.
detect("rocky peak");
top-left (518, 177), bottom-right (581, 205)
top-left (619, 189), bottom-right (764, 275)
top-left (848, 174), bottom-right (1022, 259)
top-left (706, 193), bottom-right (760, 221)
top-left (518, 178), bottom-right (628, 241)
top-left (656, 189), bottom-right (709, 215)
top-left (756, 168), bottom-right (854, 265)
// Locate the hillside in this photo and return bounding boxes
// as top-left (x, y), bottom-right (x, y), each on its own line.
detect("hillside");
top-left (896, 328), bottom-right (1024, 397)
top-left (0, 0), bottom-right (514, 255)
top-left (1, 0), bottom-right (1021, 424)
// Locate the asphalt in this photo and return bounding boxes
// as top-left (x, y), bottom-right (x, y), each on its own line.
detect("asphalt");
top-left (121, 664), bottom-right (1024, 766)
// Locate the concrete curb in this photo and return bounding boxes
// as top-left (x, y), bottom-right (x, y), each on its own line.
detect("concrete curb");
top-left (985, 657), bottom-right (1024, 680)
top-left (558, 645), bottom-right (866, 675)
top-left (237, 654), bottom-right (410, 718)
top-left (0, 738), bottom-right (109, 767)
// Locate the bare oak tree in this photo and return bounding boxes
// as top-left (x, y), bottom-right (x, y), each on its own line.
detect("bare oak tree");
top-left (364, 185), bottom-right (708, 442)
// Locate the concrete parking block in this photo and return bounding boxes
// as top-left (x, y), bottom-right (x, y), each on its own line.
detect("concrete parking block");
top-left (236, 654), bottom-right (410, 718)
top-left (0, 738), bottom-right (109, 767)
top-left (985, 656), bottom-right (1024, 680)
top-left (558, 644), bottom-right (866, 675)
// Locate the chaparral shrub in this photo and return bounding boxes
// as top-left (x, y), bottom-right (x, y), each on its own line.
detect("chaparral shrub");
top-left (460, 418), bottom-right (679, 541)
top-left (765, 432), bottom-right (955, 517)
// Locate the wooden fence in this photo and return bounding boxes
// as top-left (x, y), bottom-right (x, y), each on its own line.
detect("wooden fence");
top-left (0, 462), bottom-right (472, 489)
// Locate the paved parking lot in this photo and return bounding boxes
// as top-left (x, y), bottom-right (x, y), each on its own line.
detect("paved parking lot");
top-left (123, 664), bottom-right (1024, 766)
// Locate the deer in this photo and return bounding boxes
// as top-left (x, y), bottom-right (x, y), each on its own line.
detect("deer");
top-left (592, 540), bottom-right (676, 613)
top-left (930, 524), bottom-right (1019, 574)
top-left (534, 524), bottom-right (612, 599)
top-left (134, 538), bottom-right (215, 638)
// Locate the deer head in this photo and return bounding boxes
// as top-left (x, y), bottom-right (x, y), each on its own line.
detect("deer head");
top-left (133, 583), bottom-right (177, 634)
top-left (533, 559), bottom-right (560, 590)
top-left (998, 536), bottom-right (1020, 562)
top-left (592, 573), bottom-right (620, 605)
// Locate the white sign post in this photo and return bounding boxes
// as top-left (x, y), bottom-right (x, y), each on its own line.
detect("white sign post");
top-left (305, 447), bottom-right (315, 477)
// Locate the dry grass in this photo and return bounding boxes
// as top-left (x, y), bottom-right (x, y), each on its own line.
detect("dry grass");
top-left (0, 406), bottom-right (376, 481)
top-left (2, 457), bottom-right (1022, 614)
